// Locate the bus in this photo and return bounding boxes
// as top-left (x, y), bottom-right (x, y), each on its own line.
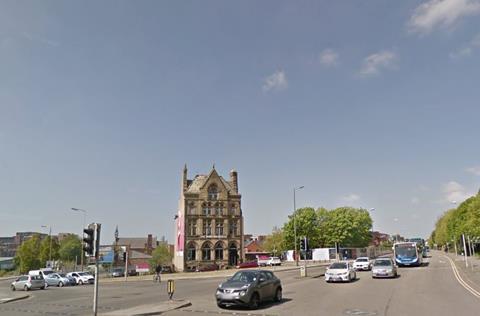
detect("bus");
top-left (407, 238), bottom-right (427, 257)
top-left (393, 242), bottom-right (423, 267)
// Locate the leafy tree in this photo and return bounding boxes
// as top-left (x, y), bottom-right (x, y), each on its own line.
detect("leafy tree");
top-left (58, 235), bottom-right (82, 263)
top-left (15, 235), bottom-right (41, 273)
top-left (283, 207), bottom-right (320, 250)
top-left (39, 236), bottom-right (60, 265)
top-left (322, 207), bottom-right (372, 248)
top-left (149, 244), bottom-right (173, 268)
top-left (262, 227), bottom-right (286, 256)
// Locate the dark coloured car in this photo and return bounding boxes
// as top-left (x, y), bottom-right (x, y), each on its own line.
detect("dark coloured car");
top-left (196, 264), bottom-right (219, 272)
top-left (59, 273), bottom-right (77, 286)
top-left (216, 270), bottom-right (282, 309)
top-left (237, 261), bottom-right (259, 269)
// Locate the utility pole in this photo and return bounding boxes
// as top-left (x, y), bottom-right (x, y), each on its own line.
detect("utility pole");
top-left (462, 234), bottom-right (468, 268)
top-left (293, 186), bottom-right (304, 266)
top-left (124, 249), bottom-right (128, 282)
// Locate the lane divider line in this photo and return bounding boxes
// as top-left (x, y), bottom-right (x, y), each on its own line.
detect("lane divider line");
top-left (443, 255), bottom-right (480, 299)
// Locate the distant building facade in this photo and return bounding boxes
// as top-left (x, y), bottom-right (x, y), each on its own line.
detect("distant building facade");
top-left (174, 165), bottom-right (244, 271)
top-left (0, 232), bottom-right (48, 258)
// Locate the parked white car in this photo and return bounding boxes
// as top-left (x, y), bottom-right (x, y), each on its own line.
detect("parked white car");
top-left (353, 257), bottom-right (371, 271)
top-left (325, 262), bottom-right (356, 283)
top-left (67, 271), bottom-right (94, 285)
top-left (267, 257), bottom-right (282, 266)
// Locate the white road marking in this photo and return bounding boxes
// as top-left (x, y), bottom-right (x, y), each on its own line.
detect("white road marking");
top-left (443, 255), bottom-right (480, 299)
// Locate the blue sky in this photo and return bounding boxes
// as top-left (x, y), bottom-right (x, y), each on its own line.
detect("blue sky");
top-left (1, 0), bottom-right (480, 244)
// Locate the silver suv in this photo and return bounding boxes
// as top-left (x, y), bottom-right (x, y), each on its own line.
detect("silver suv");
top-left (11, 275), bottom-right (46, 291)
top-left (216, 270), bottom-right (282, 309)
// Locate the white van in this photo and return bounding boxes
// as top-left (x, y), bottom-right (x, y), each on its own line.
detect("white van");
top-left (28, 268), bottom-right (54, 279)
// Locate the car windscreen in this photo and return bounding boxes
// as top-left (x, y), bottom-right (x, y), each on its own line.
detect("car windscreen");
top-left (374, 260), bottom-right (392, 266)
top-left (42, 270), bottom-right (54, 275)
top-left (230, 271), bottom-right (257, 283)
top-left (78, 272), bottom-right (87, 276)
top-left (329, 263), bottom-right (347, 269)
top-left (356, 258), bottom-right (368, 262)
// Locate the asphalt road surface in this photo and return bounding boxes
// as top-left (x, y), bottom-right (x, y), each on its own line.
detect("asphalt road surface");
top-left (1, 251), bottom-right (479, 316)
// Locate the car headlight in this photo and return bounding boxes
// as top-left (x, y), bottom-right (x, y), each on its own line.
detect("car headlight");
top-left (341, 272), bottom-right (348, 275)
top-left (239, 291), bottom-right (246, 296)
top-left (240, 284), bottom-right (250, 289)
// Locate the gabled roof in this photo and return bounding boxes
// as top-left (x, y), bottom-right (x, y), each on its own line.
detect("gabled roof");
top-left (129, 250), bottom-right (152, 259)
top-left (117, 237), bottom-right (157, 249)
top-left (185, 168), bottom-right (233, 194)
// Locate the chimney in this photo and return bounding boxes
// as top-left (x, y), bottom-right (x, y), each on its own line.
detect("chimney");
top-left (147, 234), bottom-right (153, 254)
top-left (182, 164), bottom-right (188, 192)
top-left (230, 169), bottom-right (238, 193)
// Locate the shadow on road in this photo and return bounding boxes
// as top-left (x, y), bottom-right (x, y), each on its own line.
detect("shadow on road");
top-left (222, 298), bottom-right (293, 311)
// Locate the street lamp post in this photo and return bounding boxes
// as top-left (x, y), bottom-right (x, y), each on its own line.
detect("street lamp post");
top-left (71, 208), bottom-right (87, 271)
top-left (293, 186), bottom-right (304, 267)
top-left (41, 225), bottom-right (53, 267)
top-left (369, 208), bottom-right (375, 258)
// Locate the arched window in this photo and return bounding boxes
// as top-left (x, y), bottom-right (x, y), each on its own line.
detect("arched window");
top-left (202, 242), bottom-right (212, 261)
top-left (187, 243), bottom-right (196, 261)
top-left (208, 184), bottom-right (219, 200)
top-left (215, 242), bottom-right (224, 260)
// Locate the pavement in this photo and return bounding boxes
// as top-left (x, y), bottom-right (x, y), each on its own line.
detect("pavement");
top-left (0, 281), bottom-right (30, 305)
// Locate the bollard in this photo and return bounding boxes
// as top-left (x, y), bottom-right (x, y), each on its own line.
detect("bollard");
top-left (167, 279), bottom-right (175, 300)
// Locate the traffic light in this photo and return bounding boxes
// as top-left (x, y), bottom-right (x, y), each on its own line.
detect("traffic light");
top-left (300, 237), bottom-right (308, 251)
top-left (123, 252), bottom-right (126, 262)
top-left (83, 225), bottom-right (95, 256)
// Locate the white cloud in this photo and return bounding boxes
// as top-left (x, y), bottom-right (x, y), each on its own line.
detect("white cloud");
top-left (358, 50), bottom-right (397, 77)
top-left (408, 0), bottom-right (480, 35)
top-left (319, 49), bottom-right (339, 67)
top-left (443, 181), bottom-right (475, 203)
top-left (341, 193), bottom-right (361, 203)
top-left (411, 197), bottom-right (420, 204)
top-left (466, 165), bottom-right (480, 175)
top-left (450, 33), bottom-right (480, 59)
top-left (262, 70), bottom-right (288, 92)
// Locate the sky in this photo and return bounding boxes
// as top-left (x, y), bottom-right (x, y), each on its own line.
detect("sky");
top-left (1, 0), bottom-right (480, 244)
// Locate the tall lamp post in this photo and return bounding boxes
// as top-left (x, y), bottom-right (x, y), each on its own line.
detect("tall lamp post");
top-left (41, 225), bottom-right (53, 267)
top-left (369, 208), bottom-right (375, 258)
top-left (71, 207), bottom-right (87, 271)
top-left (293, 186), bottom-right (304, 266)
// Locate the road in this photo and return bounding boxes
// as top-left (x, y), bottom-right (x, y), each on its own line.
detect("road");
top-left (1, 251), bottom-right (479, 316)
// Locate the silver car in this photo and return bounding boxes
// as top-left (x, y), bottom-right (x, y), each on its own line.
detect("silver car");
top-left (372, 258), bottom-right (398, 278)
top-left (44, 273), bottom-right (70, 287)
top-left (216, 270), bottom-right (282, 309)
top-left (11, 275), bottom-right (46, 291)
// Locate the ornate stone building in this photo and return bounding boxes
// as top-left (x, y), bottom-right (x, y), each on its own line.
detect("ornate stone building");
top-left (174, 165), bottom-right (244, 271)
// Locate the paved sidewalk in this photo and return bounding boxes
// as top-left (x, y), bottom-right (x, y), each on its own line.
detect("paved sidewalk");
top-left (442, 250), bottom-right (480, 292)
top-left (100, 299), bottom-right (191, 316)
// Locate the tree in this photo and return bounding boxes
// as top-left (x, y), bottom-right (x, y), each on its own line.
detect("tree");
top-left (15, 235), bottom-right (41, 274)
top-left (39, 236), bottom-right (60, 266)
top-left (149, 244), bottom-right (173, 269)
top-left (58, 235), bottom-right (82, 263)
top-left (283, 207), bottom-right (320, 250)
top-left (319, 207), bottom-right (372, 248)
top-left (262, 227), bottom-right (286, 256)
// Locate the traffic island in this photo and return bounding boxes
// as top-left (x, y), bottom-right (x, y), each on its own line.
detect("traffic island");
top-left (0, 294), bottom-right (30, 304)
top-left (101, 299), bottom-right (191, 316)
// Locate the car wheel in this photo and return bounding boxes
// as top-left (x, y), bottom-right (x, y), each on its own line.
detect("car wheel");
top-left (79, 280), bottom-right (83, 285)
top-left (217, 302), bottom-right (225, 309)
top-left (274, 287), bottom-right (282, 302)
top-left (11, 285), bottom-right (16, 291)
top-left (24, 285), bottom-right (29, 291)
top-left (347, 275), bottom-right (351, 282)
top-left (249, 292), bottom-right (260, 309)
top-left (58, 281), bottom-right (64, 287)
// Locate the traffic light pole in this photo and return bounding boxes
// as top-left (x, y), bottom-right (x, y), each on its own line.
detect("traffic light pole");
top-left (93, 223), bottom-right (101, 316)
top-left (303, 236), bottom-right (308, 277)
